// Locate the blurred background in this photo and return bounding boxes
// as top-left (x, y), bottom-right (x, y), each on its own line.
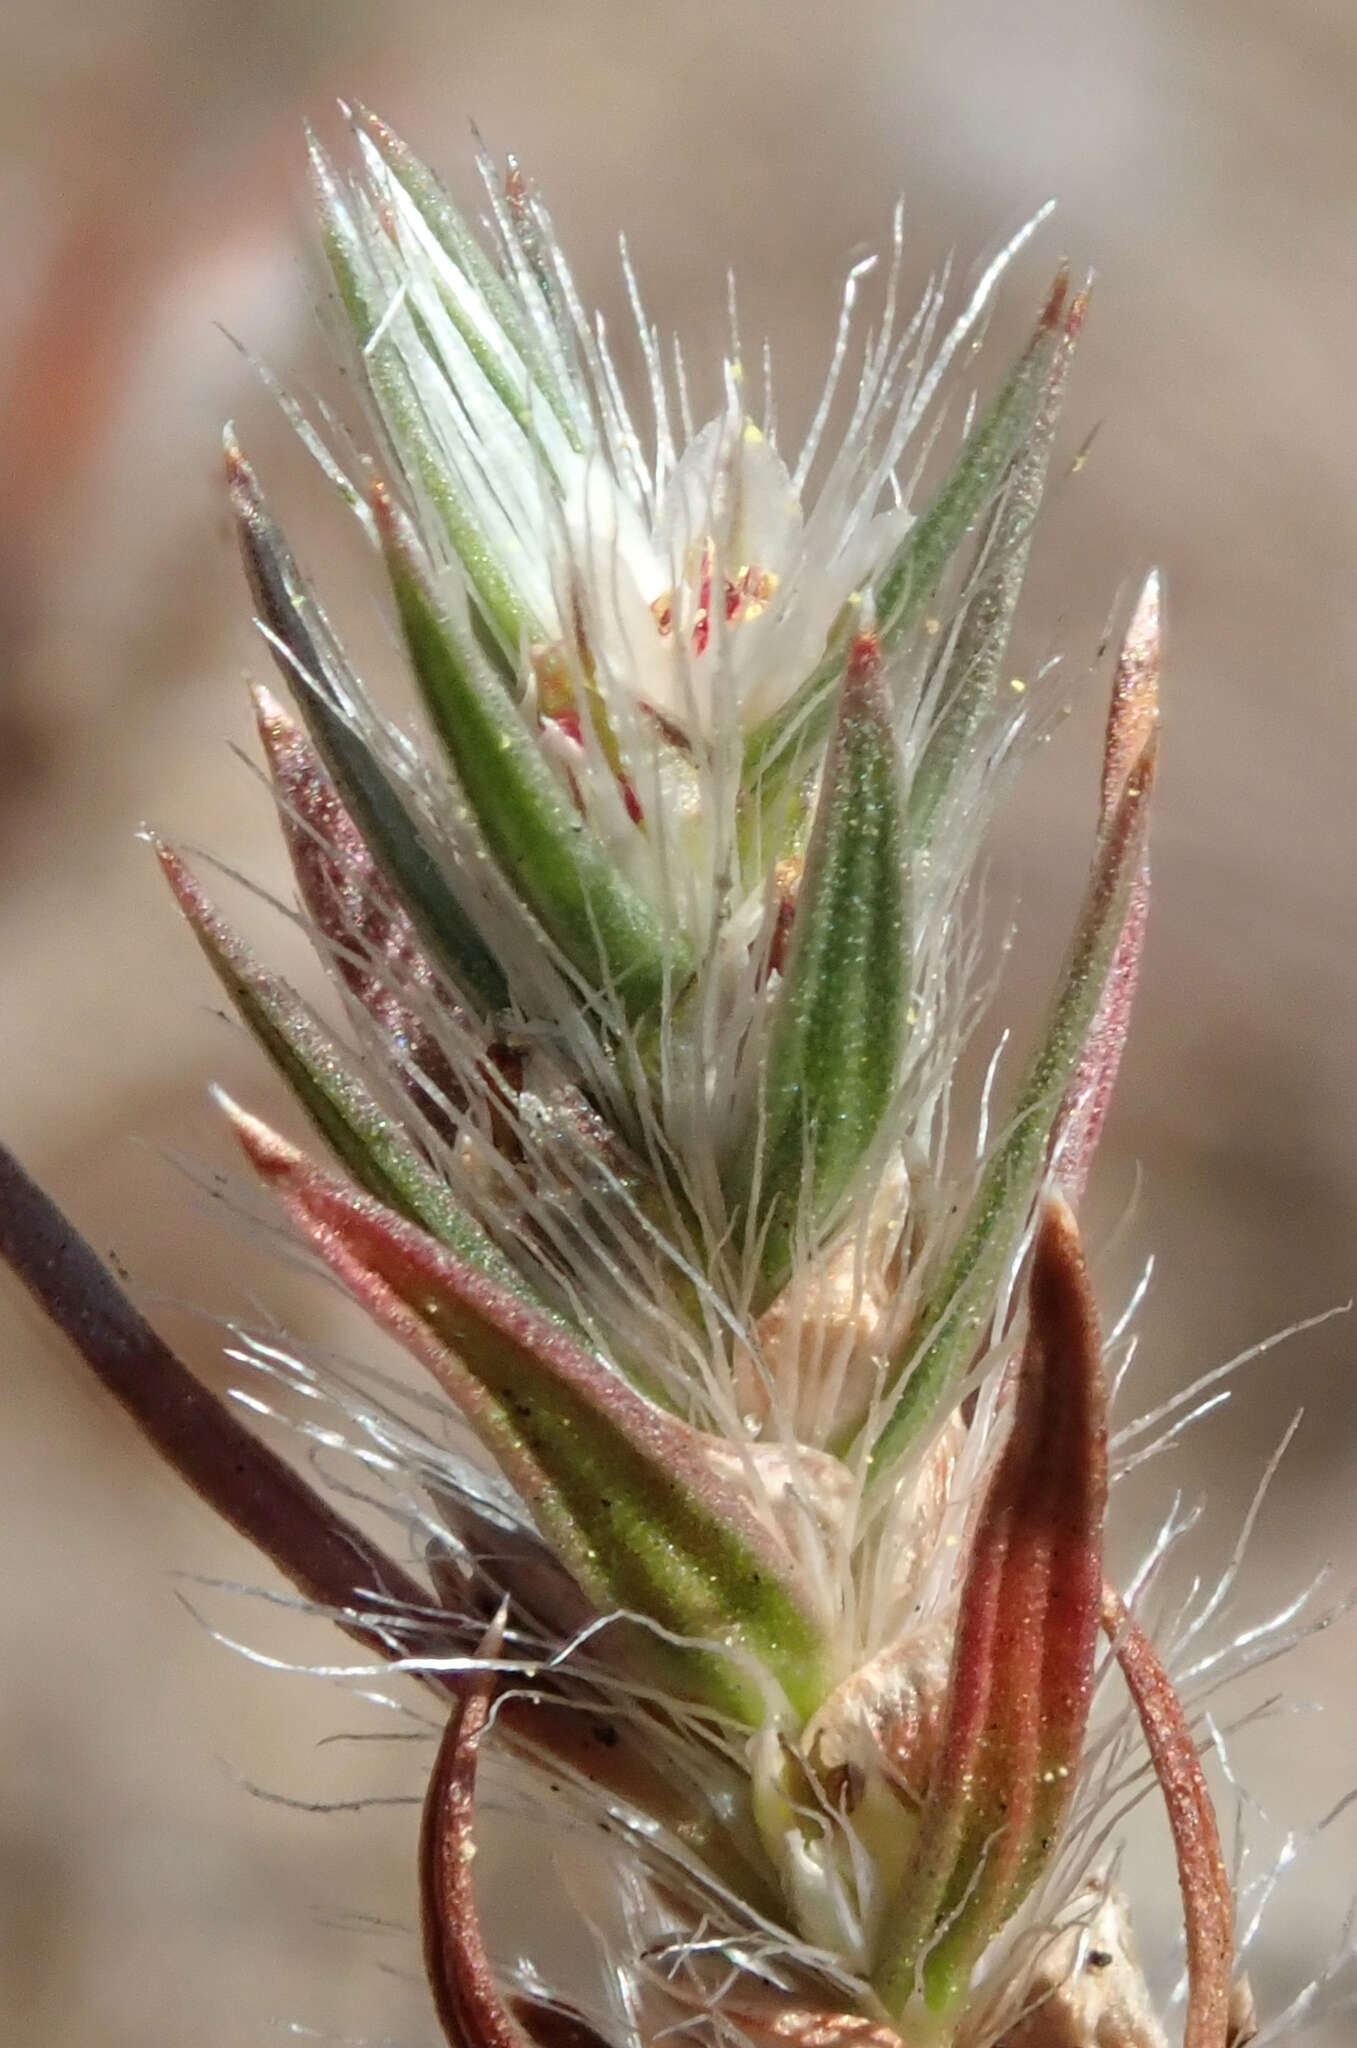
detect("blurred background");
top-left (2, 1), bottom-right (1354, 2040)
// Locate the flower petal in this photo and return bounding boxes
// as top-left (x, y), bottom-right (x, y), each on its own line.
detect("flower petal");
top-left (977, 1880), bottom-right (1170, 2048)
top-left (873, 1196), bottom-right (1107, 2017)
top-left (227, 1105), bottom-right (831, 1727)
top-left (660, 409), bottom-right (802, 585)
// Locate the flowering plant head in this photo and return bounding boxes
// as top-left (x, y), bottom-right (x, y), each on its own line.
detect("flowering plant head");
top-left (2, 109), bottom-right (1348, 2048)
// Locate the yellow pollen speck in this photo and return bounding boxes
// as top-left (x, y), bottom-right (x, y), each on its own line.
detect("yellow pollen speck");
top-left (1009, 676), bottom-right (1027, 694)
top-left (742, 420), bottom-right (765, 444)
top-left (924, 616), bottom-right (941, 635)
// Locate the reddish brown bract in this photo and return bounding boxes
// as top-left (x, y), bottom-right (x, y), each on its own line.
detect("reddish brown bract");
top-left (1102, 1586), bottom-right (1234, 2048)
top-left (252, 683), bottom-right (468, 1139)
top-left (874, 1196), bottom-right (1108, 2016)
top-left (421, 1624), bottom-right (539, 2048)
top-left (1054, 573), bottom-right (1161, 1205)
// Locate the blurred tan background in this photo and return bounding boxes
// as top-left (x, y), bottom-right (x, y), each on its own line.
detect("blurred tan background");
top-left (2, 1), bottom-right (1355, 2041)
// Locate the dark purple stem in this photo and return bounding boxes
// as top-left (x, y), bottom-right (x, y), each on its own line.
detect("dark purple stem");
top-left (0, 1139), bottom-right (452, 1683)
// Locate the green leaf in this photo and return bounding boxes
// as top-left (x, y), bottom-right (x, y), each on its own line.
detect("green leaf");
top-left (226, 436), bottom-right (510, 1020)
top-left (906, 287), bottom-right (1086, 852)
top-left (873, 1197), bottom-right (1107, 2017)
top-left (874, 270), bottom-right (1071, 649)
top-left (228, 1106), bottom-right (832, 1728)
top-left (377, 487), bottom-right (690, 1024)
top-left (308, 135), bottom-right (537, 662)
top-left (727, 630), bottom-right (909, 1307)
top-left (156, 841), bottom-right (522, 1294)
top-left (863, 725), bottom-right (1156, 1488)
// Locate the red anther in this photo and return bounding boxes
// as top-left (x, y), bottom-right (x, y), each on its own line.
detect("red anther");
top-left (546, 708), bottom-right (584, 747)
top-left (692, 543), bottom-right (715, 656)
top-left (847, 629), bottom-right (882, 680)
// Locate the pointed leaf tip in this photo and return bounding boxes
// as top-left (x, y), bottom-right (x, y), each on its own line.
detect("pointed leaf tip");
top-left (907, 276), bottom-right (1084, 854)
top-left (218, 1092), bottom-right (303, 1176)
top-left (1053, 576), bottom-right (1161, 1204)
top-left (351, 109), bottom-right (584, 458)
top-left (1064, 277), bottom-right (1093, 339)
top-left (1038, 265), bottom-right (1071, 331)
top-left (744, 267), bottom-right (1079, 823)
top-left (874, 1196), bottom-right (1107, 2018)
top-left (1101, 571), bottom-right (1162, 820)
top-left (874, 267), bottom-right (1077, 653)
top-left (226, 442), bottom-right (510, 1020)
top-left (164, 856), bottom-right (521, 1284)
top-left (248, 674), bottom-right (287, 734)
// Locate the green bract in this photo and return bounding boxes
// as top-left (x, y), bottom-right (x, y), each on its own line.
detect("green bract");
top-left (377, 487), bottom-right (690, 1023)
top-left (725, 630), bottom-right (909, 1309)
top-left (228, 1105), bottom-right (831, 1729)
